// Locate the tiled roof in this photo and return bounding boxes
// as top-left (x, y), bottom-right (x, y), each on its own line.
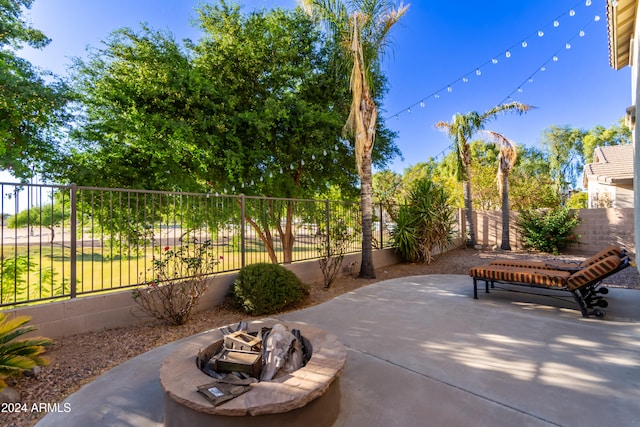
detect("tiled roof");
top-left (583, 144), bottom-right (634, 185)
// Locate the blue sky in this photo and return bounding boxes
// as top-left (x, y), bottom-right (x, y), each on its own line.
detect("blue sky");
top-left (17, 0), bottom-right (630, 177)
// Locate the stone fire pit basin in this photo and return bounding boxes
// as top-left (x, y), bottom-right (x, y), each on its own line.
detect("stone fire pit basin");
top-left (160, 319), bottom-right (347, 427)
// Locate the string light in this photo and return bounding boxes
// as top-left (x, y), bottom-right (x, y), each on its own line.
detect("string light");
top-left (586, 0), bottom-right (592, 6)
top-left (385, 0), bottom-right (601, 121)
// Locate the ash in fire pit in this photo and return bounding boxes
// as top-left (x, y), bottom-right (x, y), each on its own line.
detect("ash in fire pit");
top-left (195, 322), bottom-right (312, 405)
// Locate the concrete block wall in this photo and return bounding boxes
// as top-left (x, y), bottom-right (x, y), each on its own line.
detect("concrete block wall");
top-left (5, 249), bottom-right (402, 339)
top-left (473, 208), bottom-right (635, 255)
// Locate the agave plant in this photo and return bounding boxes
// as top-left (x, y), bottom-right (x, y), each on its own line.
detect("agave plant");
top-left (0, 313), bottom-right (53, 390)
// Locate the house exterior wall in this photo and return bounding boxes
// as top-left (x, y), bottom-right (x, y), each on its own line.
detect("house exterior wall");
top-left (587, 181), bottom-right (634, 207)
top-left (632, 3), bottom-right (640, 270)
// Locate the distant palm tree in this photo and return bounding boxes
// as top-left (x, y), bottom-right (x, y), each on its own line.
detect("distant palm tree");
top-left (484, 131), bottom-right (518, 250)
top-left (435, 101), bottom-right (532, 247)
top-left (301, 0), bottom-right (409, 278)
top-left (0, 313), bottom-right (53, 390)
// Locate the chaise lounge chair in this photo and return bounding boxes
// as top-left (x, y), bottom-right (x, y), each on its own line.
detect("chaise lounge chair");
top-left (469, 253), bottom-right (631, 318)
top-left (487, 245), bottom-right (625, 272)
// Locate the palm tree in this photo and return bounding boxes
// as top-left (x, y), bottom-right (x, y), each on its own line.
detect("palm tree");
top-left (484, 131), bottom-right (518, 250)
top-left (301, 0), bottom-right (409, 278)
top-left (435, 101), bottom-right (532, 247)
top-left (0, 313), bottom-right (53, 390)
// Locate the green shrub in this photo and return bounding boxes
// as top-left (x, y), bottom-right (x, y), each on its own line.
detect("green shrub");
top-left (391, 178), bottom-right (455, 263)
top-left (229, 263), bottom-right (309, 315)
top-left (516, 206), bottom-right (581, 254)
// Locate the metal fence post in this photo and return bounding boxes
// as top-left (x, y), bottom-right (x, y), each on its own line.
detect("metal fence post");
top-left (379, 202), bottom-right (384, 248)
top-left (325, 200), bottom-right (331, 258)
top-left (70, 183), bottom-right (77, 299)
top-left (240, 194), bottom-right (246, 268)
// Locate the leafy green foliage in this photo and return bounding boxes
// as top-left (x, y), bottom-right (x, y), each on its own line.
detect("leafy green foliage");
top-left (132, 241), bottom-right (219, 325)
top-left (391, 178), bottom-right (454, 263)
top-left (0, 0), bottom-right (72, 180)
top-left (229, 263), bottom-right (309, 315)
top-left (0, 312), bottom-right (53, 390)
top-left (1, 255), bottom-right (33, 305)
top-left (516, 207), bottom-right (581, 255)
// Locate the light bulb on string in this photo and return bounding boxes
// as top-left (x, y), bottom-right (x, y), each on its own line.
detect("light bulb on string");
top-left (505, 50), bottom-right (511, 58)
top-left (259, 176), bottom-right (263, 182)
top-left (232, 186), bottom-right (235, 192)
top-left (570, 9), bottom-right (576, 16)
top-left (475, 68), bottom-right (481, 76)
top-left (301, 159), bottom-right (305, 166)
top-left (334, 145), bottom-right (338, 151)
top-left (279, 167), bottom-right (283, 174)
top-left (435, 93), bottom-right (440, 99)
top-left (553, 20), bottom-right (559, 27)
top-left (579, 30), bottom-right (585, 37)
top-left (250, 180), bottom-right (254, 186)
top-left (323, 149), bottom-right (327, 156)
top-left (462, 77), bottom-right (468, 83)
top-left (594, 15), bottom-right (600, 21)
top-left (290, 164), bottom-right (295, 169)
top-left (553, 56), bottom-right (559, 62)
top-left (447, 86), bottom-right (452, 92)
top-left (518, 87), bottom-right (523, 93)
top-left (541, 66), bottom-right (546, 71)
top-left (528, 78), bottom-right (534, 83)
top-left (565, 43), bottom-right (571, 49)
top-left (407, 107), bottom-right (412, 113)
top-left (420, 100), bottom-right (425, 107)
top-left (521, 41), bottom-right (527, 48)
top-left (586, 0), bottom-right (592, 6)
top-left (311, 154), bottom-right (315, 160)
top-left (492, 58), bottom-right (498, 64)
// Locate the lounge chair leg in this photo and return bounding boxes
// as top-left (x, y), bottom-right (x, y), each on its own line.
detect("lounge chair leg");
top-left (486, 280), bottom-right (490, 293)
top-left (473, 279), bottom-right (478, 299)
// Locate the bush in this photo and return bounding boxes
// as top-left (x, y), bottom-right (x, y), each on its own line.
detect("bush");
top-left (132, 241), bottom-right (220, 325)
top-left (391, 178), bottom-right (455, 263)
top-left (516, 206), bottom-right (581, 254)
top-left (229, 263), bottom-right (309, 315)
top-left (0, 313), bottom-right (53, 390)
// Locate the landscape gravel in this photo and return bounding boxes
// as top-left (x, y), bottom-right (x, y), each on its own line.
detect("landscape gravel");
top-left (3, 247), bottom-right (637, 427)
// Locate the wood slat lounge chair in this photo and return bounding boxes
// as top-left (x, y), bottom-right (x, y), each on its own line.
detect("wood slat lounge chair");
top-left (469, 254), bottom-right (631, 318)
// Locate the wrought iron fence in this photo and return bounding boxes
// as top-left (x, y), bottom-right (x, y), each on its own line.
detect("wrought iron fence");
top-left (0, 182), bottom-right (395, 307)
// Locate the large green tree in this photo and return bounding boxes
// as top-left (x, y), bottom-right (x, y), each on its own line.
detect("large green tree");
top-left (539, 125), bottom-right (584, 196)
top-left (582, 119), bottom-right (631, 163)
top-left (0, 0), bottom-right (72, 180)
top-left (435, 102), bottom-right (531, 247)
top-left (301, 0), bottom-right (408, 278)
top-left (65, 2), bottom-right (399, 263)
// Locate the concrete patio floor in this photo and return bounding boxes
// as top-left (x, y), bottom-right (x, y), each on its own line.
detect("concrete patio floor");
top-left (36, 274), bottom-right (640, 427)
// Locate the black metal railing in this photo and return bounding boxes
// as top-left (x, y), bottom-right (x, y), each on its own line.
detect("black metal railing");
top-left (0, 182), bottom-right (396, 307)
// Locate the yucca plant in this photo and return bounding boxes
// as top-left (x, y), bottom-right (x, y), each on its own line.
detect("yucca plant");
top-left (391, 178), bottom-right (455, 263)
top-left (0, 313), bottom-right (53, 390)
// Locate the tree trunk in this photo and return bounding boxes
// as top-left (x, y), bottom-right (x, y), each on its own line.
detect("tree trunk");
top-left (462, 178), bottom-right (476, 247)
top-left (359, 151), bottom-right (376, 279)
top-left (500, 175), bottom-right (511, 250)
top-left (278, 201), bottom-right (295, 264)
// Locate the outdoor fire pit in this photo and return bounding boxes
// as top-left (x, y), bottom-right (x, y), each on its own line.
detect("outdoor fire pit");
top-left (160, 319), bottom-right (347, 427)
